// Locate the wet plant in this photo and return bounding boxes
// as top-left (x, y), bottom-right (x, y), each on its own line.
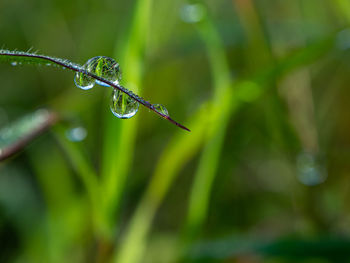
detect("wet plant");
top-left (0, 49), bottom-right (190, 131)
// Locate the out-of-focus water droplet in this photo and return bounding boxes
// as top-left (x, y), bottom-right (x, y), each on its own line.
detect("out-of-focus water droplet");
top-left (74, 69), bottom-right (95, 90)
top-left (153, 104), bottom-right (169, 115)
top-left (86, 56), bottom-right (121, 87)
top-left (65, 127), bottom-right (87, 142)
top-left (74, 56), bottom-right (121, 90)
top-left (296, 152), bottom-right (327, 186)
top-left (180, 4), bottom-right (206, 23)
top-left (337, 28), bottom-right (350, 50)
top-left (11, 62), bottom-right (17, 66)
top-left (110, 89), bottom-right (139, 119)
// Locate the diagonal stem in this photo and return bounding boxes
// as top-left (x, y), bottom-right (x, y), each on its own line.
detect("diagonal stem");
top-left (0, 50), bottom-right (190, 131)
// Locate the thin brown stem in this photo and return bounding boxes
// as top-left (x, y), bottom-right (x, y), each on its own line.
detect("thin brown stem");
top-left (0, 51), bottom-right (190, 132)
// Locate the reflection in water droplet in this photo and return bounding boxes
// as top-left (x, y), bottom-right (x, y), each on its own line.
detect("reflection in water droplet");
top-left (86, 56), bottom-right (121, 87)
top-left (11, 62), bottom-right (17, 66)
top-left (74, 56), bottom-right (121, 90)
top-left (74, 68), bottom-right (95, 90)
top-left (153, 104), bottom-right (169, 115)
top-left (296, 152), bottom-right (327, 186)
top-left (180, 4), bottom-right (206, 23)
top-left (66, 127), bottom-right (87, 142)
top-left (110, 89), bottom-right (139, 119)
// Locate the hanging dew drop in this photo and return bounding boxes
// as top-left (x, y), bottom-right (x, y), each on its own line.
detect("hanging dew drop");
top-left (153, 104), bottom-right (169, 116)
top-left (86, 56), bottom-right (121, 87)
top-left (74, 69), bottom-right (95, 90)
top-left (110, 89), bottom-right (139, 119)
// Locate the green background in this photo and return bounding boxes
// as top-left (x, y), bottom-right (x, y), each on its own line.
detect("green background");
top-left (1, 0), bottom-right (350, 262)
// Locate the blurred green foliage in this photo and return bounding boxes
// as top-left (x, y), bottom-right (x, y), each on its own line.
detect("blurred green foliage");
top-left (1, 0), bottom-right (350, 262)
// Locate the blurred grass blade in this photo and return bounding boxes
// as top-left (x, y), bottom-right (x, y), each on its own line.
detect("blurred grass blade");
top-left (183, 0), bottom-right (273, 249)
top-left (234, 0), bottom-right (272, 69)
top-left (0, 109), bottom-right (57, 161)
top-left (114, 28), bottom-right (337, 263)
top-left (52, 125), bottom-right (102, 235)
top-left (182, 16), bottom-right (234, 247)
top-left (29, 141), bottom-right (87, 263)
top-left (115, 7), bottom-right (235, 263)
top-left (335, 0), bottom-right (350, 23)
top-left (115, 106), bottom-right (208, 263)
top-left (101, 0), bottom-right (153, 240)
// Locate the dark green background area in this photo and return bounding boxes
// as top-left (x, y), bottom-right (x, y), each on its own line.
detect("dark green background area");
top-left (1, 0), bottom-right (350, 262)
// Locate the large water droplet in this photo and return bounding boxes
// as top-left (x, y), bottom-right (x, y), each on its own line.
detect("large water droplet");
top-left (110, 89), bottom-right (139, 119)
top-left (153, 104), bottom-right (169, 115)
top-left (74, 56), bottom-right (121, 90)
top-left (86, 56), bottom-right (121, 87)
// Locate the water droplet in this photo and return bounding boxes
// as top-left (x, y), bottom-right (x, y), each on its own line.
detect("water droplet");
top-left (74, 56), bottom-right (121, 90)
top-left (296, 152), bottom-right (327, 186)
top-left (110, 89), bottom-right (139, 119)
top-left (180, 4), bottom-right (206, 23)
top-left (11, 62), bottom-right (17, 66)
top-left (74, 69), bottom-right (95, 90)
top-left (86, 56), bottom-right (121, 87)
top-left (65, 127), bottom-right (87, 142)
top-left (153, 104), bottom-right (169, 115)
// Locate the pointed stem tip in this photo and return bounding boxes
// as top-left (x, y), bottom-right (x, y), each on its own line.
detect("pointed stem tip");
top-left (165, 116), bottom-right (191, 132)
